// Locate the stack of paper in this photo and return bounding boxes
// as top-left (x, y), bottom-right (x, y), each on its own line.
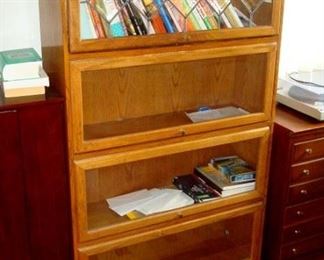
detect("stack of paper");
top-left (106, 188), bottom-right (194, 217)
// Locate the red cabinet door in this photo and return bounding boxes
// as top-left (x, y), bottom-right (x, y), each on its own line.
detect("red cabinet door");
top-left (19, 103), bottom-right (72, 260)
top-left (0, 110), bottom-right (30, 260)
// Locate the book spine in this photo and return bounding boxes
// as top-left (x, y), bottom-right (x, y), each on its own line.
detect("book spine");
top-left (194, 168), bottom-right (222, 193)
top-left (89, 0), bottom-right (106, 37)
top-left (164, 1), bottom-right (183, 32)
top-left (121, 0), bottom-right (146, 35)
top-left (142, 0), bottom-right (167, 33)
top-left (171, 0), bottom-right (195, 31)
top-left (0, 54), bottom-right (5, 82)
top-left (117, 0), bottom-right (137, 35)
top-left (132, 0), bottom-right (156, 34)
top-left (206, 0), bottom-right (231, 28)
top-left (80, 2), bottom-right (98, 39)
top-left (218, 0), bottom-right (243, 27)
top-left (189, 0), bottom-right (208, 30)
top-left (200, 0), bottom-right (219, 29)
top-left (230, 172), bottom-right (256, 183)
top-left (196, 2), bottom-right (212, 29)
top-left (154, 0), bottom-right (175, 33)
top-left (182, 0), bottom-right (201, 30)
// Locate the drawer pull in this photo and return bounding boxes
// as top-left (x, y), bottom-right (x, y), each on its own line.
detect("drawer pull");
top-left (305, 148), bottom-right (313, 154)
top-left (294, 229), bottom-right (301, 235)
top-left (300, 189), bottom-right (308, 195)
top-left (296, 210), bottom-right (304, 216)
top-left (291, 248), bottom-right (297, 254)
top-left (302, 169), bottom-right (310, 176)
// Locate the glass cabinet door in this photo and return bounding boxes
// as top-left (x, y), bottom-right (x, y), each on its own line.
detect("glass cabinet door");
top-left (69, 0), bottom-right (281, 52)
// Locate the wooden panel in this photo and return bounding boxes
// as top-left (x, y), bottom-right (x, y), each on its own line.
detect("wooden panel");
top-left (281, 233), bottom-right (324, 259)
top-left (89, 213), bottom-right (253, 260)
top-left (290, 158), bottom-right (324, 184)
top-left (19, 103), bottom-right (72, 260)
top-left (282, 216), bottom-right (324, 244)
top-left (284, 198), bottom-right (324, 226)
top-left (0, 110), bottom-right (30, 260)
top-left (288, 178), bottom-right (324, 205)
top-left (81, 55), bottom-right (266, 125)
top-left (293, 138), bottom-right (324, 163)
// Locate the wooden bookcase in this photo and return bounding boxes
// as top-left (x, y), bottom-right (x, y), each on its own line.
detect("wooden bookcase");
top-left (39, 0), bottom-right (283, 259)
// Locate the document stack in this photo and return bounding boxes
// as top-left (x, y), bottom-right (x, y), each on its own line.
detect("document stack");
top-left (0, 48), bottom-right (49, 98)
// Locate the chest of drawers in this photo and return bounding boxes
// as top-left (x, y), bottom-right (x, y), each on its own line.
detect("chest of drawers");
top-left (263, 105), bottom-right (324, 259)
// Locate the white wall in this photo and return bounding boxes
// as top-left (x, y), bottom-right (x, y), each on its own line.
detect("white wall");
top-left (0, 0), bottom-right (41, 55)
top-left (279, 0), bottom-right (324, 77)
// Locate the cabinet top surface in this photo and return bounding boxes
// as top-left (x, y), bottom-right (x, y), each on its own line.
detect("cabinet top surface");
top-left (0, 89), bottom-right (64, 111)
top-left (275, 104), bottom-right (324, 134)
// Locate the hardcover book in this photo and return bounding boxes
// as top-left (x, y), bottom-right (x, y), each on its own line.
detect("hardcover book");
top-left (0, 48), bottom-right (42, 82)
top-left (173, 174), bottom-right (220, 203)
top-left (194, 166), bottom-right (255, 197)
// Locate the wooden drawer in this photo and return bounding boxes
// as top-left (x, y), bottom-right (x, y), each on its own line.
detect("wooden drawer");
top-left (284, 197), bottom-right (324, 225)
top-left (293, 138), bottom-right (324, 163)
top-left (281, 233), bottom-right (324, 259)
top-left (288, 178), bottom-right (324, 205)
top-left (282, 216), bottom-right (324, 244)
top-left (290, 158), bottom-right (324, 184)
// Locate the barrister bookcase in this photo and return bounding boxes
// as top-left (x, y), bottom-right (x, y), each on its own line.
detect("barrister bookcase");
top-left (39, 0), bottom-right (283, 258)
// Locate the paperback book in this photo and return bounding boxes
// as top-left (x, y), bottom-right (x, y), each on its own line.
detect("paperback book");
top-left (210, 155), bottom-right (256, 183)
top-left (173, 174), bottom-right (220, 203)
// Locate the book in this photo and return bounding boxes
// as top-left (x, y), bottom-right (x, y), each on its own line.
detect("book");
top-left (142, 0), bottom-right (167, 33)
top-left (154, 0), bottom-right (176, 33)
top-left (215, 0), bottom-right (243, 28)
top-left (164, 0), bottom-right (184, 32)
top-left (0, 48), bottom-right (42, 82)
top-left (102, 0), bottom-right (128, 37)
top-left (170, 0), bottom-right (195, 31)
top-left (173, 174), bottom-right (220, 203)
top-left (199, 0), bottom-right (219, 29)
top-left (2, 68), bottom-right (49, 98)
top-left (88, 0), bottom-right (106, 38)
top-left (209, 155), bottom-right (256, 183)
top-left (3, 86), bottom-right (45, 98)
top-left (194, 166), bottom-right (255, 197)
top-left (182, 0), bottom-right (206, 30)
top-left (80, 1), bottom-right (98, 39)
top-left (132, 0), bottom-right (156, 34)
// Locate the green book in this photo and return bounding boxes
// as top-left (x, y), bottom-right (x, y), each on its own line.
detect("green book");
top-left (0, 48), bottom-right (42, 82)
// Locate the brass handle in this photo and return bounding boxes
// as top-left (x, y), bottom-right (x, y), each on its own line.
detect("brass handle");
top-left (291, 248), bottom-right (297, 254)
top-left (300, 189), bottom-right (308, 195)
top-left (302, 169), bottom-right (310, 176)
top-left (294, 229), bottom-right (301, 235)
top-left (305, 148), bottom-right (313, 154)
top-left (296, 210), bottom-right (304, 216)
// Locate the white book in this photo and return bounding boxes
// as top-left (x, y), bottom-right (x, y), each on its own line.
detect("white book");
top-left (2, 67), bottom-right (50, 89)
top-left (132, 0), bottom-right (156, 34)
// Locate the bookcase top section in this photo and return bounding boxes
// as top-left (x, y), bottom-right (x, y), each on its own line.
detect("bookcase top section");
top-left (67, 0), bottom-right (282, 52)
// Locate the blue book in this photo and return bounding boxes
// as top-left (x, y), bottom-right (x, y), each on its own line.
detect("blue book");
top-left (153, 0), bottom-right (175, 33)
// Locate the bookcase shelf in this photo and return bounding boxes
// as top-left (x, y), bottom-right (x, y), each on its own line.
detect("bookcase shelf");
top-left (39, 0), bottom-right (283, 258)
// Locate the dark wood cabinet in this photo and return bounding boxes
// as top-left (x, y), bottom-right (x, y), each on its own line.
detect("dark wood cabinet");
top-left (263, 104), bottom-right (324, 260)
top-left (0, 94), bottom-right (72, 260)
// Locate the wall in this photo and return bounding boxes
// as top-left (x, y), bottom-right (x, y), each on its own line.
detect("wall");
top-left (279, 0), bottom-right (324, 77)
top-left (0, 0), bottom-right (41, 55)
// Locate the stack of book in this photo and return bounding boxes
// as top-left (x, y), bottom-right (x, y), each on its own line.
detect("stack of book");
top-left (173, 155), bottom-right (256, 199)
top-left (0, 48), bottom-right (49, 98)
top-left (80, 0), bottom-right (244, 39)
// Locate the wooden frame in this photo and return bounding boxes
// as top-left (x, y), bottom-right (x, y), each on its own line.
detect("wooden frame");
top-left (71, 124), bottom-right (270, 242)
top-left (68, 0), bottom-right (282, 53)
top-left (69, 39), bottom-right (277, 153)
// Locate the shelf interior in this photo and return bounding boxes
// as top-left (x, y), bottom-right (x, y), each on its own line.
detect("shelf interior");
top-left (81, 53), bottom-right (267, 142)
top-left (89, 212), bottom-right (253, 259)
top-left (85, 138), bottom-right (260, 231)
